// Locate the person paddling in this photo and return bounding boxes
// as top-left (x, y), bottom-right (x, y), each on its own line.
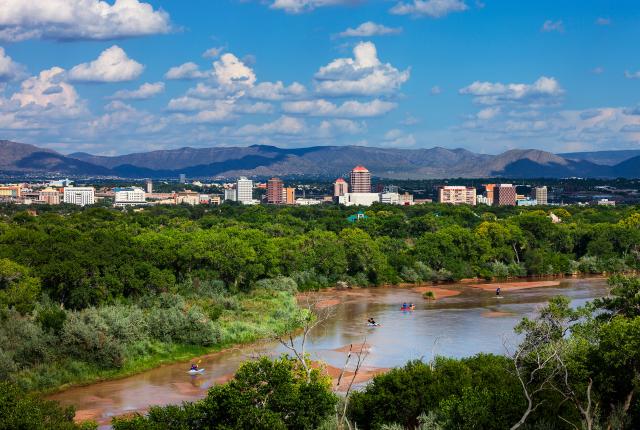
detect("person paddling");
top-left (190, 363), bottom-right (199, 371)
top-left (496, 287), bottom-right (501, 297)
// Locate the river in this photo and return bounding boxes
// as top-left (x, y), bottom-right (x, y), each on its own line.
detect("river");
top-left (48, 277), bottom-right (608, 427)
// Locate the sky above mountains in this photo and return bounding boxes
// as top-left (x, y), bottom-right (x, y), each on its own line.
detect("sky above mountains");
top-left (0, 0), bottom-right (639, 155)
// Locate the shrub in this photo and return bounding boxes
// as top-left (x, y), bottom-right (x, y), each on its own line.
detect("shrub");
top-left (36, 305), bottom-right (67, 335)
top-left (147, 304), bottom-right (220, 346)
top-left (0, 381), bottom-right (93, 430)
top-left (254, 276), bottom-right (298, 293)
top-left (60, 313), bottom-right (125, 368)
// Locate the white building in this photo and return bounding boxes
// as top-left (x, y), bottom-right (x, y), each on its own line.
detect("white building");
top-left (236, 177), bottom-right (253, 204)
top-left (477, 195), bottom-right (491, 205)
top-left (224, 187), bottom-right (237, 202)
top-left (380, 192), bottom-right (400, 205)
top-left (114, 187), bottom-right (146, 206)
top-left (338, 192), bottom-right (381, 207)
top-left (63, 187), bottom-right (95, 206)
top-left (295, 198), bottom-right (322, 206)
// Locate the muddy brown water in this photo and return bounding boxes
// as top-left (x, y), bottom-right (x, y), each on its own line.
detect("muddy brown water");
top-left (48, 278), bottom-right (608, 428)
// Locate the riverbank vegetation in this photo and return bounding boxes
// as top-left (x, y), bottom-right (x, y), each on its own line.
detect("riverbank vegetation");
top-left (0, 203), bottom-right (638, 393)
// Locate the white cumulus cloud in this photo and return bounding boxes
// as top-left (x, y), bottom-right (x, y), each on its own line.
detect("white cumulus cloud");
top-left (110, 82), bottom-right (164, 100)
top-left (314, 41), bottom-right (409, 96)
top-left (390, 0), bottom-right (468, 18)
top-left (270, 0), bottom-right (358, 14)
top-left (165, 62), bottom-right (208, 80)
top-left (213, 53), bottom-right (256, 87)
top-left (459, 76), bottom-right (564, 107)
top-left (282, 98), bottom-right (397, 117)
top-left (232, 116), bottom-right (306, 136)
top-left (0, 47), bottom-right (26, 81)
top-left (247, 81), bottom-right (306, 100)
top-left (0, 0), bottom-right (171, 41)
top-left (68, 45), bottom-right (144, 83)
top-left (338, 22), bottom-right (402, 38)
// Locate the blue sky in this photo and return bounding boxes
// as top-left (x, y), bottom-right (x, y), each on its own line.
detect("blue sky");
top-left (0, 0), bottom-right (639, 155)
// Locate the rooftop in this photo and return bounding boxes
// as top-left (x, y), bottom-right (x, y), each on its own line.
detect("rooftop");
top-left (352, 165), bottom-right (369, 172)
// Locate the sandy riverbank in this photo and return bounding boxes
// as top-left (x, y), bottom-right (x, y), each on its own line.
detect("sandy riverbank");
top-left (471, 280), bottom-right (561, 291)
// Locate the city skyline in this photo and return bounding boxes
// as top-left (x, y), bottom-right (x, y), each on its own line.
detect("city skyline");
top-left (0, 1), bottom-right (638, 157)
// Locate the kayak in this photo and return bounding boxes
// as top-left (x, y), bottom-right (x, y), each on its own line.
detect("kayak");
top-left (367, 323), bottom-right (381, 327)
top-left (401, 307), bottom-right (415, 311)
top-left (187, 368), bottom-right (205, 374)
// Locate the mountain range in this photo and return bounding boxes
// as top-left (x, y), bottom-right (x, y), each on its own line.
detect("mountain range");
top-left (1, 140), bottom-right (639, 179)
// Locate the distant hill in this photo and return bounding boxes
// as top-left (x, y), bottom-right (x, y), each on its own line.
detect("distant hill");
top-left (613, 155), bottom-right (640, 177)
top-left (560, 150), bottom-right (640, 166)
top-left (1, 140), bottom-right (638, 179)
top-left (0, 140), bottom-right (112, 176)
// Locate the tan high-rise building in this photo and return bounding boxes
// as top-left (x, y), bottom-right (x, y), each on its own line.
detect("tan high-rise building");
top-left (38, 187), bottom-right (60, 205)
top-left (494, 184), bottom-right (517, 206)
top-left (438, 186), bottom-right (477, 205)
top-left (334, 178), bottom-right (348, 197)
top-left (350, 166), bottom-right (371, 193)
top-left (483, 184), bottom-right (496, 205)
top-left (531, 186), bottom-right (548, 205)
top-left (283, 187), bottom-right (296, 205)
top-left (267, 177), bottom-right (284, 204)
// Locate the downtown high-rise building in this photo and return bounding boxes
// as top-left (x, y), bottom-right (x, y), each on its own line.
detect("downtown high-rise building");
top-left (438, 186), bottom-right (477, 205)
top-left (267, 177), bottom-right (284, 204)
top-left (333, 178), bottom-right (348, 197)
top-left (236, 177), bottom-right (253, 204)
top-left (494, 184), bottom-right (517, 206)
top-left (349, 166), bottom-right (371, 193)
top-left (531, 186), bottom-right (548, 205)
top-left (63, 187), bottom-right (95, 206)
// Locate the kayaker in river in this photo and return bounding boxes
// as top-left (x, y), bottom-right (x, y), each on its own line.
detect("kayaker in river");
top-left (190, 363), bottom-right (199, 371)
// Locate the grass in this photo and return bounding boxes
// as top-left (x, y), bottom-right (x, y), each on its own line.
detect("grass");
top-left (19, 288), bottom-right (302, 395)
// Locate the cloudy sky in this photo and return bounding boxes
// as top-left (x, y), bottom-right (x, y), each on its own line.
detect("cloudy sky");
top-left (0, 0), bottom-right (639, 155)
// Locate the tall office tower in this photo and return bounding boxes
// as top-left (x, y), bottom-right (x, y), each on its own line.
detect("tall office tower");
top-left (146, 179), bottom-right (153, 194)
top-left (333, 178), bottom-right (348, 197)
top-left (350, 165), bottom-right (371, 193)
top-left (483, 184), bottom-right (496, 205)
top-left (267, 177), bottom-right (284, 204)
top-left (179, 174), bottom-right (186, 184)
top-left (494, 184), bottom-right (517, 206)
top-left (284, 187), bottom-right (296, 205)
top-left (531, 186), bottom-right (548, 205)
top-left (438, 186), bottom-right (477, 205)
top-left (236, 177), bottom-right (253, 204)
top-left (63, 187), bottom-right (95, 206)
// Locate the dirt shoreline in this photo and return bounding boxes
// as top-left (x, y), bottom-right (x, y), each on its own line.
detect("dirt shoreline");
top-left (471, 280), bottom-right (561, 291)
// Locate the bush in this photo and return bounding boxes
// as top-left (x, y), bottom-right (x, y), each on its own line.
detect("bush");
top-left (0, 381), bottom-right (94, 430)
top-left (36, 305), bottom-right (67, 335)
top-left (254, 276), bottom-right (298, 294)
top-left (348, 355), bottom-right (524, 430)
top-left (147, 304), bottom-right (220, 346)
top-left (60, 313), bottom-right (125, 368)
top-left (292, 270), bottom-right (330, 291)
